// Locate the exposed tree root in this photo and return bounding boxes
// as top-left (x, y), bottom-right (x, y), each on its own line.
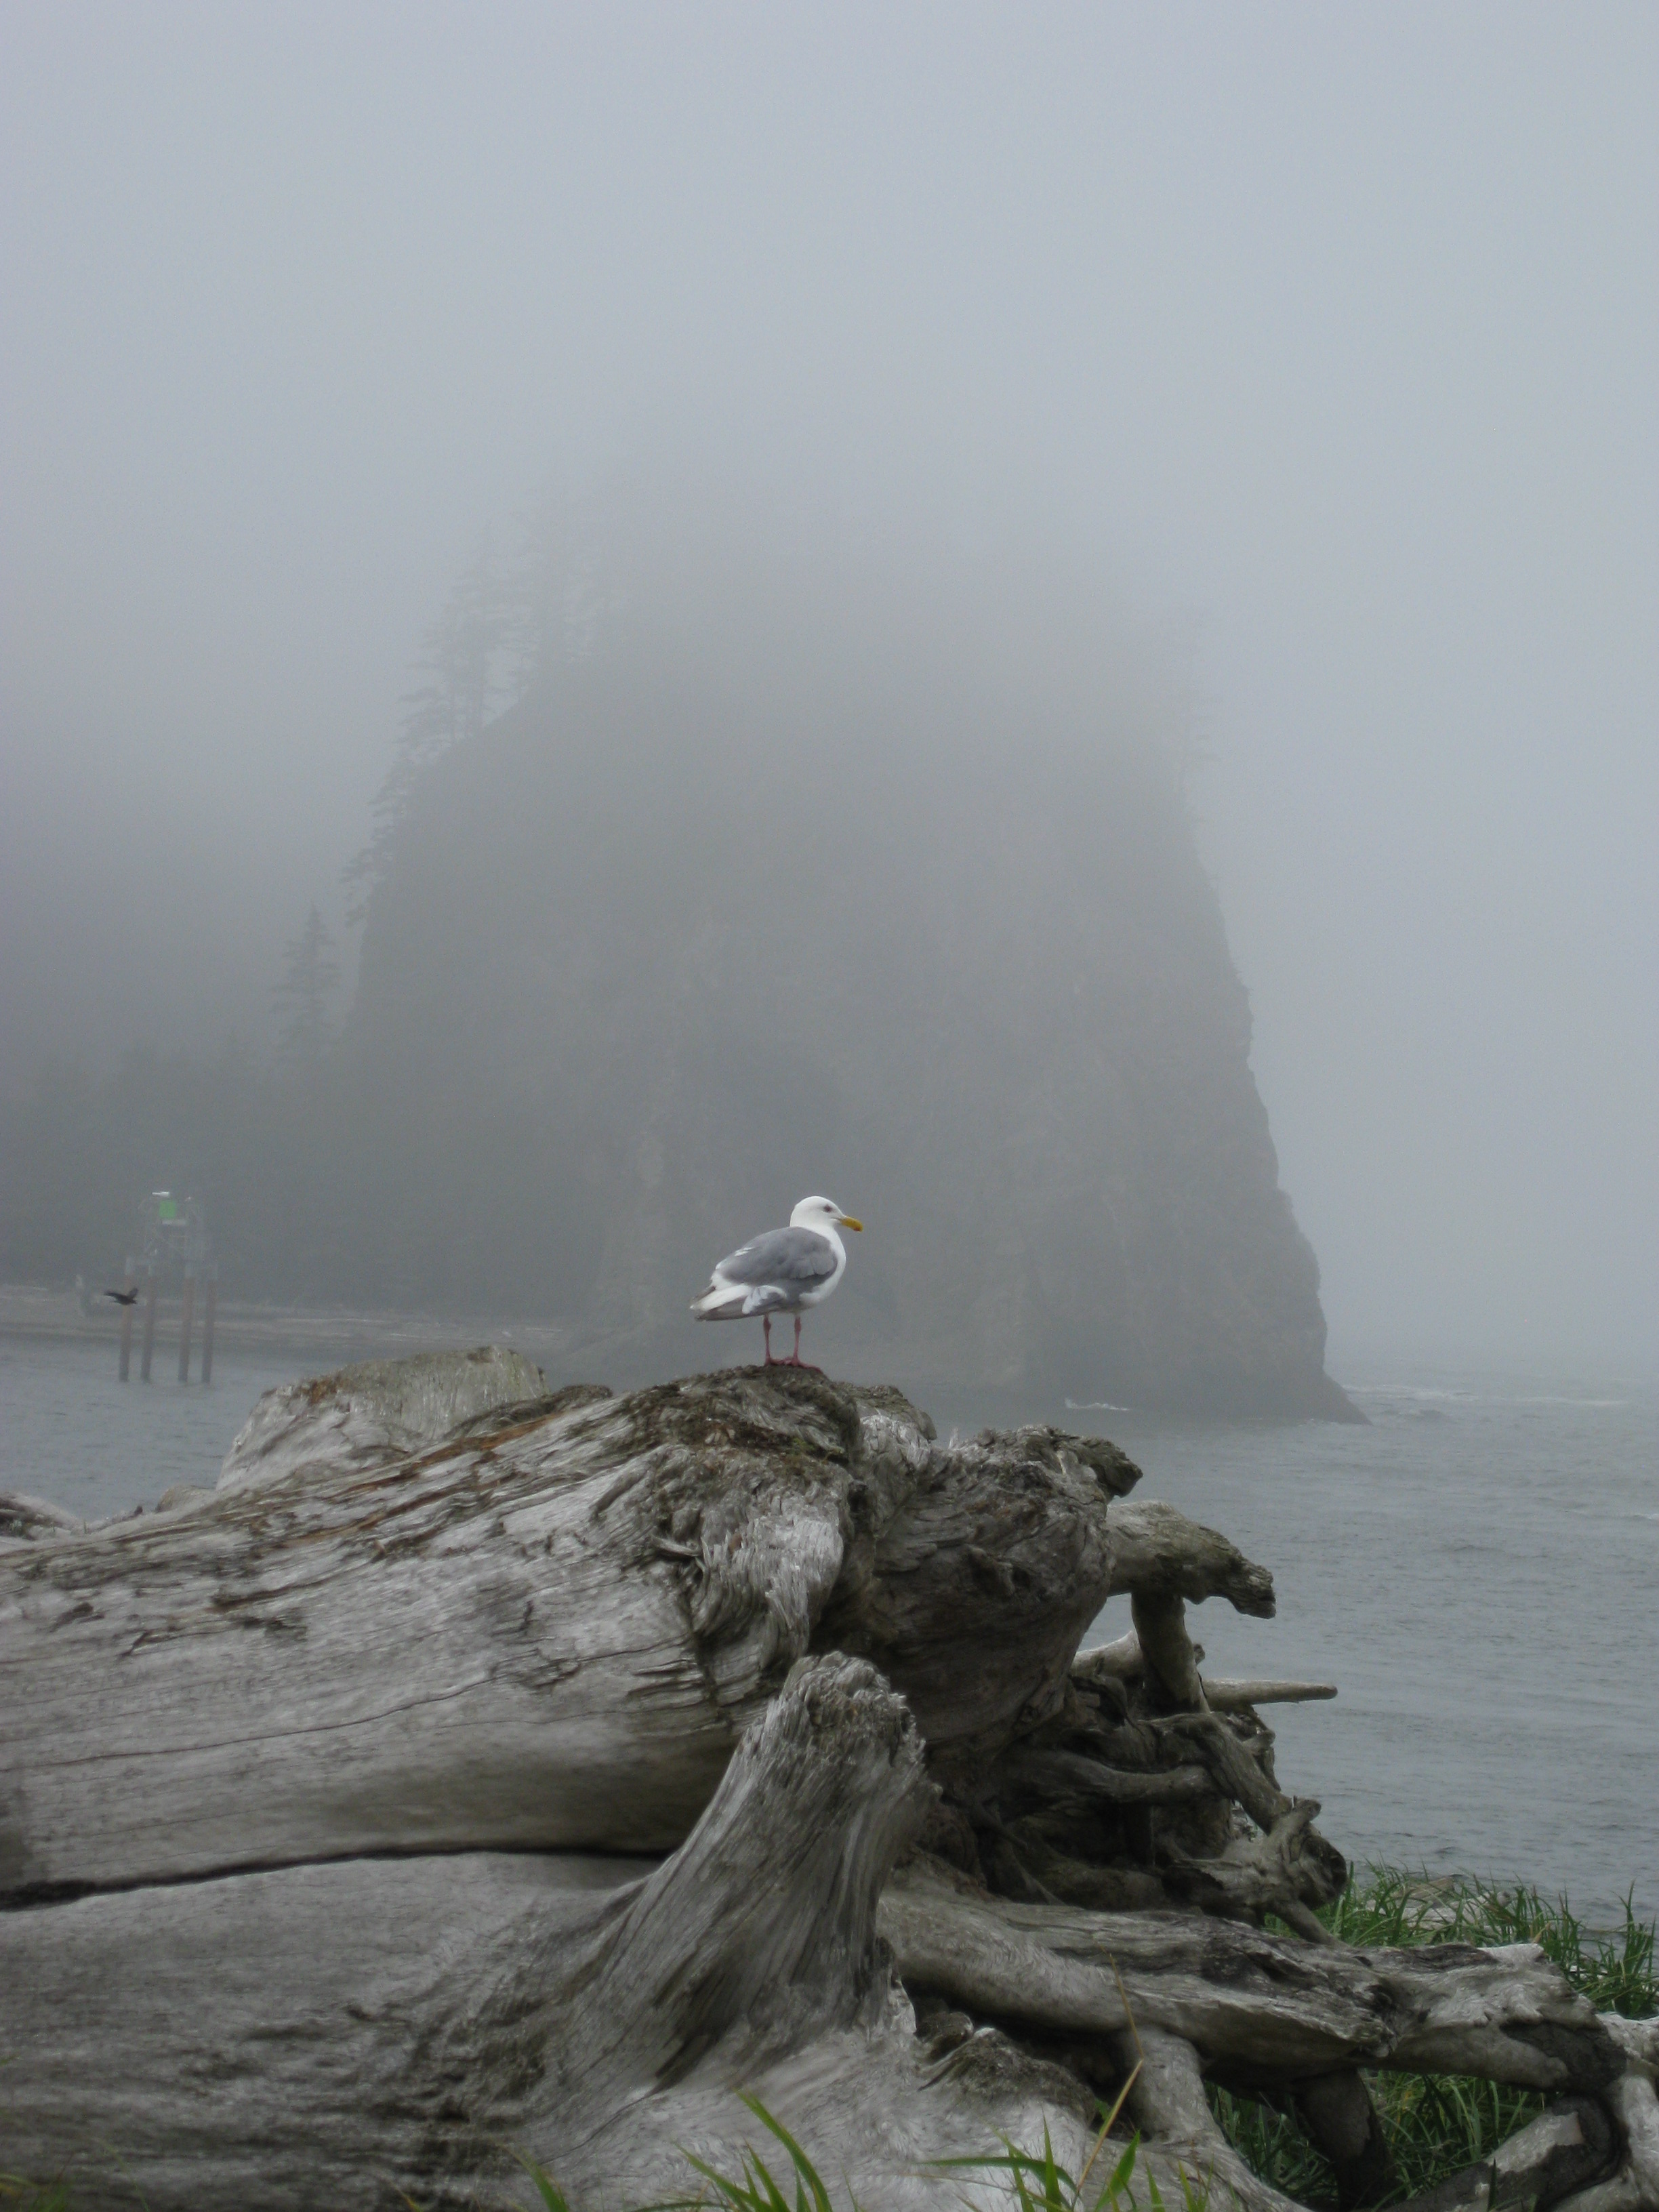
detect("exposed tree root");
top-left (2, 1355), bottom-right (1649, 2210)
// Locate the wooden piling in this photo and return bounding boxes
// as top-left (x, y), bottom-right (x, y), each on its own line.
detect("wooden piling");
top-left (139, 1269), bottom-right (159, 1382)
top-left (201, 1267), bottom-right (218, 1385)
top-left (178, 1268), bottom-right (197, 1384)
top-left (118, 1257), bottom-right (137, 1382)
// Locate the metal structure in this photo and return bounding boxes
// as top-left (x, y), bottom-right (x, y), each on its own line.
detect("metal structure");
top-left (117, 1192), bottom-right (220, 1384)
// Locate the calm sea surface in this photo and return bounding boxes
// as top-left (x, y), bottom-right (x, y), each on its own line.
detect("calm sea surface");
top-left (3, 1330), bottom-right (1654, 1927)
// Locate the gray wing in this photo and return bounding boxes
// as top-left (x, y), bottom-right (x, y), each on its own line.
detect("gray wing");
top-left (717, 1225), bottom-right (838, 1290)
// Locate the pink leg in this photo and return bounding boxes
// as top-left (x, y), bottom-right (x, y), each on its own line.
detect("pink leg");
top-left (762, 1315), bottom-right (775, 1365)
top-left (785, 1315), bottom-right (823, 1372)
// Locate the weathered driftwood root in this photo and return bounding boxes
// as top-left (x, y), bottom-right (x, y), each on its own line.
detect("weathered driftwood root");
top-left (1292, 2070), bottom-right (1398, 2208)
top-left (27, 1645), bottom-right (1573, 2212)
top-left (1075, 1629), bottom-right (1338, 1711)
top-left (214, 1344), bottom-right (554, 1488)
top-left (880, 1856), bottom-right (1629, 2091)
top-left (1377, 2096), bottom-right (1616, 2211)
top-left (1107, 2044), bottom-right (1627, 2212)
top-left (1552, 2054), bottom-right (1659, 2212)
top-left (884, 1858), bottom-right (1657, 2208)
top-left (4, 1351), bottom-right (1652, 2212)
top-left (969, 1529), bottom-right (1347, 1938)
top-left (1117, 2028), bottom-right (1305, 2212)
top-left (0, 1656), bottom-right (1105, 2211)
top-left (0, 1366), bottom-right (1136, 1895)
top-left (2, 1351), bottom-right (1302, 1925)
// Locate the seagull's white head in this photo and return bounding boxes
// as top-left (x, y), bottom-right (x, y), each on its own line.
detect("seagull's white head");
top-left (791, 1195), bottom-right (863, 1233)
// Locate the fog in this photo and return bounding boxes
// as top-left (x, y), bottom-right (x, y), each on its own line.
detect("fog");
top-left (3, 3), bottom-right (1654, 1370)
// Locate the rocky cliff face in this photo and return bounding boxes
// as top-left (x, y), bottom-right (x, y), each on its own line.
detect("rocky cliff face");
top-left (343, 585), bottom-right (1354, 1420)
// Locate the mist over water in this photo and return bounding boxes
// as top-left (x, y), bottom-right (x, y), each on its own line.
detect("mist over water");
top-left (5, 8), bottom-right (1655, 1367)
top-left (3, 9), bottom-right (1656, 1914)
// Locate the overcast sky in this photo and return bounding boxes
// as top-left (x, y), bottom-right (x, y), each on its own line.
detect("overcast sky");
top-left (3, 3), bottom-right (1654, 1368)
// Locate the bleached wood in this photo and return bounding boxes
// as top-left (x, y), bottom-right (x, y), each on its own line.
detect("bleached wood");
top-left (1076, 1628), bottom-right (1145, 1677)
top-left (1073, 1635), bottom-right (1338, 1708)
top-left (1117, 2027), bottom-right (1305, 2212)
top-left (1378, 2096), bottom-right (1616, 2212)
top-left (0, 1491), bottom-right (82, 1542)
top-left (1292, 2068), bottom-right (1397, 2208)
top-left (995, 1742), bottom-right (1217, 1809)
top-left (1155, 1801), bottom-right (1343, 1942)
top-left (213, 1344), bottom-right (552, 1490)
top-left (1206, 1679), bottom-right (1337, 1710)
top-left (7, 1822), bottom-right (1636, 2212)
top-left (1, 1363), bottom-right (1133, 1895)
top-left (880, 1857), bottom-right (1626, 2093)
top-left (1553, 2072), bottom-right (1659, 2212)
top-left (1165, 1709), bottom-right (1294, 1829)
top-left (1, 1656), bottom-right (1101, 2212)
top-left (3, 1378), bottom-right (743, 1891)
top-left (1105, 1500), bottom-right (1277, 1613)
top-left (3, 1351), bottom-right (1641, 2212)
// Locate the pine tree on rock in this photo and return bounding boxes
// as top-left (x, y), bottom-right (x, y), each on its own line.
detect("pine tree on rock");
top-left (273, 905), bottom-right (342, 1070)
top-left (344, 531), bottom-right (513, 920)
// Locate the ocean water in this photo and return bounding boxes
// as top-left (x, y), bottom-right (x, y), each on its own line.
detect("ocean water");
top-left (0, 1335), bottom-right (324, 1521)
top-left (1056, 1356), bottom-right (1659, 1930)
top-left (3, 1331), bottom-right (1654, 1927)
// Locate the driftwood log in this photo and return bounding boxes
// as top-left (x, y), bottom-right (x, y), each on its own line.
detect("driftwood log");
top-left (2, 1355), bottom-right (1654, 2211)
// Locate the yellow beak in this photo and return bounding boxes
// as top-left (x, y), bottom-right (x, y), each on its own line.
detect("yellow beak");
top-left (838, 1214), bottom-right (863, 1232)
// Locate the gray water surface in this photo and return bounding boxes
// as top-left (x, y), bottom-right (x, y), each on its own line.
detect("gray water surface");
top-left (4, 1332), bottom-right (1654, 1925)
top-left (1, 1335), bottom-right (330, 1520)
top-left (1054, 1359), bottom-right (1658, 1929)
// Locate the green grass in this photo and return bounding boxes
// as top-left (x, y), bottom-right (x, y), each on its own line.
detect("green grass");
top-left (479, 2093), bottom-right (1204, 2212)
top-left (647, 2091), bottom-right (858, 2211)
top-left (937, 2122), bottom-right (1212, 2212)
top-left (499, 2146), bottom-right (578, 2212)
top-left (1209, 1866), bottom-right (1658, 2208)
top-left (0, 2182), bottom-right (73, 2212)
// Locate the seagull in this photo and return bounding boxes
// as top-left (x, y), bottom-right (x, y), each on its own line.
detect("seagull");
top-left (691, 1195), bottom-right (863, 1370)
top-left (103, 1287), bottom-right (141, 1306)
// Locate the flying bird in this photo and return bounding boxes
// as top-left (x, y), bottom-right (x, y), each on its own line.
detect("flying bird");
top-left (691, 1195), bottom-right (863, 1370)
top-left (103, 1287), bottom-right (141, 1306)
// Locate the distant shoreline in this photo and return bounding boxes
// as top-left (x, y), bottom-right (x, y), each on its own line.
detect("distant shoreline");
top-left (0, 1281), bottom-right (565, 1374)
top-left (0, 1281), bottom-right (1365, 1425)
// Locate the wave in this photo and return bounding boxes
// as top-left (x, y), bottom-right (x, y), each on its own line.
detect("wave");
top-left (1346, 1385), bottom-right (1471, 1401)
top-left (1345, 1384), bottom-right (1628, 1409)
top-left (1507, 1395), bottom-right (1629, 1408)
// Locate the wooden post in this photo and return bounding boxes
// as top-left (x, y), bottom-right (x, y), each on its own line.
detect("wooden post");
top-left (117, 1257), bottom-right (136, 1382)
top-left (139, 1269), bottom-right (159, 1382)
top-left (178, 1267), bottom-right (197, 1384)
top-left (201, 1266), bottom-right (218, 1385)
